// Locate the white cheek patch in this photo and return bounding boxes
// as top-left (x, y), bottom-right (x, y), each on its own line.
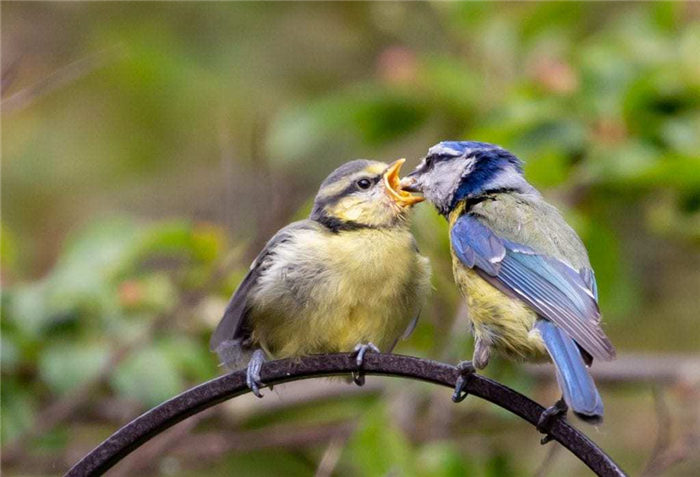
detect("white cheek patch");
top-left (344, 207), bottom-right (362, 221)
top-left (425, 160), bottom-right (466, 204)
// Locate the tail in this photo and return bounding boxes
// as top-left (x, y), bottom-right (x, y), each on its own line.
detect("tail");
top-left (213, 339), bottom-right (254, 371)
top-left (536, 320), bottom-right (603, 423)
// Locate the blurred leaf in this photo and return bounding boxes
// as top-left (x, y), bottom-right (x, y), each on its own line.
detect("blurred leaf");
top-left (267, 86), bottom-right (429, 166)
top-left (346, 403), bottom-right (414, 476)
top-left (523, 149), bottom-right (569, 188)
top-left (160, 336), bottom-right (215, 381)
top-left (0, 222), bottom-right (19, 274)
top-left (520, 2), bottom-right (587, 40)
top-left (111, 344), bottom-right (184, 407)
top-left (136, 220), bottom-right (226, 265)
top-left (1, 380), bottom-right (36, 444)
top-left (586, 141), bottom-right (660, 185)
top-left (208, 450), bottom-right (312, 477)
top-left (650, 2), bottom-right (681, 32)
top-left (623, 70), bottom-right (700, 147)
top-left (415, 441), bottom-right (477, 477)
top-left (5, 281), bottom-right (51, 338)
top-left (584, 212), bottom-right (637, 319)
top-left (118, 273), bottom-right (176, 312)
top-left (628, 154), bottom-right (700, 191)
top-left (138, 220), bottom-right (198, 257)
top-left (39, 342), bottom-right (110, 395)
top-left (484, 450), bottom-right (522, 477)
top-left (40, 217), bottom-right (144, 325)
top-left (647, 192), bottom-right (700, 243)
top-left (661, 114), bottom-right (700, 156)
top-left (0, 334), bottom-right (20, 373)
top-left (191, 223), bottom-right (227, 264)
top-left (418, 55), bottom-right (482, 119)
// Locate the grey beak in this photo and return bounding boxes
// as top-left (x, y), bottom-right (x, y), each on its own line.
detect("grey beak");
top-left (400, 176), bottom-right (422, 193)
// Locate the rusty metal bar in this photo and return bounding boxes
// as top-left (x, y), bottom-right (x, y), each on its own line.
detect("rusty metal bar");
top-left (65, 353), bottom-right (627, 476)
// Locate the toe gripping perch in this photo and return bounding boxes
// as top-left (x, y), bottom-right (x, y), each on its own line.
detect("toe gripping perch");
top-left (452, 361), bottom-right (476, 403)
top-left (537, 398), bottom-right (569, 445)
top-left (246, 349), bottom-right (267, 398)
top-left (352, 343), bottom-right (380, 386)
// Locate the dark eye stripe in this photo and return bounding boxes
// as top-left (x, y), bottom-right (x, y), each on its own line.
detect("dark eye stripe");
top-left (313, 174), bottom-right (380, 212)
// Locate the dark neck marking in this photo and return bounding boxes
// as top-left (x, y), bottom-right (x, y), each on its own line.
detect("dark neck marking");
top-left (450, 148), bottom-right (524, 209)
top-left (314, 214), bottom-right (375, 233)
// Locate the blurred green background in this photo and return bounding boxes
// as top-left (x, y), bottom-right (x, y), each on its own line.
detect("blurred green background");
top-left (2, 2), bottom-right (700, 476)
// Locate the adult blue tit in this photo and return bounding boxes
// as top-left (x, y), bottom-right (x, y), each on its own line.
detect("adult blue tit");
top-left (402, 141), bottom-right (616, 433)
top-left (211, 159), bottom-right (431, 397)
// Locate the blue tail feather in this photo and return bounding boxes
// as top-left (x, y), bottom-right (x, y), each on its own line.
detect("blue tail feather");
top-left (536, 320), bottom-right (603, 423)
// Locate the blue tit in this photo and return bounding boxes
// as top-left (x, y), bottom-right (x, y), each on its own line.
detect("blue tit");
top-left (402, 141), bottom-right (616, 430)
top-left (211, 159), bottom-right (431, 396)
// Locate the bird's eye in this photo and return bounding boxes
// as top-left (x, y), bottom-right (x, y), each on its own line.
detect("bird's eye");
top-left (424, 156), bottom-right (434, 169)
top-left (357, 178), bottom-right (372, 189)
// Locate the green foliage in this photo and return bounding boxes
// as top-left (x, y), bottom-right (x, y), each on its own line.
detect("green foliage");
top-left (1, 216), bottom-right (230, 443)
top-left (346, 404), bottom-right (414, 476)
top-left (1, 379), bottom-right (37, 443)
top-left (112, 344), bottom-right (184, 408)
top-left (414, 442), bottom-right (478, 477)
top-left (39, 342), bottom-right (109, 395)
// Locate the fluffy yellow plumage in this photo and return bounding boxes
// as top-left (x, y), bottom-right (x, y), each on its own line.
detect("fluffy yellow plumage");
top-left (210, 159), bottom-right (431, 396)
top-left (252, 226), bottom-right (430, 358)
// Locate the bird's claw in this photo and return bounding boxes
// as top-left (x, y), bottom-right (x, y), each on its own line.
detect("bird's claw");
top-left (246, 349), bottom-right (267, 398)
top-left (351, 342), bottom-right (380, 386)
top-left (537, 398), bottom-right (568, 445)
top-left (452, 361), bottom-right (476, 403)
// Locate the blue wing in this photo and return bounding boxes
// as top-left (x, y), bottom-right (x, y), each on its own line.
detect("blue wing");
top-left (451, 214), bottom-right (615, 361)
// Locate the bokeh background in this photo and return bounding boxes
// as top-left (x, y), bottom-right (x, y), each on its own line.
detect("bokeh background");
top-left (2, 2), bottom-right (700, 476)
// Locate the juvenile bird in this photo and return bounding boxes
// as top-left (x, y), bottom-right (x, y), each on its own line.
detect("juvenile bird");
top-left (402, 141), bottom-right (616, 434)
top-left (211, 159), bottom-right (431, 396)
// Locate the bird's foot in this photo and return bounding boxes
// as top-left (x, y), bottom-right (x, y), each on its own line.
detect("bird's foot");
top-left (246, 349), bottom-right (267, 398)
top-left (537, 398), bottom-right (568, 445)
top-left (351, 342), bottom-right (380, 386)
top-left (452, 361), bottom-right (476, 403)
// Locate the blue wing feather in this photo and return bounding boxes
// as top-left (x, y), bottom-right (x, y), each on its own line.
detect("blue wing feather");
top-left (451, 215), bottom-right (505, 276)
top-left (451, 214), bottom-right (615, 361)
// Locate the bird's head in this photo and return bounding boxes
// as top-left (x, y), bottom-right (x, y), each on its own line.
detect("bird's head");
top-left (311, 159), bottom-right (424, 231)
top-left (401, 141), bottom-right (531, 216)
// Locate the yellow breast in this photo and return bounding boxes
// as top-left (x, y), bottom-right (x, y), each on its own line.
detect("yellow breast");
top-left (447, 207), bottom-right (548, 362)
top-left (253, 227), bottom-right (431, 358)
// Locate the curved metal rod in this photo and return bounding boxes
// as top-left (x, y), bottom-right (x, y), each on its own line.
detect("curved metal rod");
top-left (65, 353), bottom-right (627, 477)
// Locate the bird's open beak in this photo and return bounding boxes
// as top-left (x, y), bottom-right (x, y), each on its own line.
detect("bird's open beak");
top-left (384, 159), bottom-right (425, 207)
top-left (399, 175), bottom-right (421, 193)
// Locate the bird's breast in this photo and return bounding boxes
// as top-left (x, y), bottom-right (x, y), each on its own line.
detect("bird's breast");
top-left (252, 227), bottom-right (430, 358)
top-left (451, 250), bottom-right (548, 362)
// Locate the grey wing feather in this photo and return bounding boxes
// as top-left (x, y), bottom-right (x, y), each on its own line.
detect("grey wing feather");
top-left (391, 237), bottom-right (427, 349)
top-left (209, 268), bottom-right (259, 368)
top-left (210, 220), bottom-right (318, 368)
top-left (386, 308), bottom-right (421, 353)
top-left (579, 267), bottom-right (599, 301)
top-left (401, 307), bottom-right (421, 341)
top-left (403, 237), bottom-right (429, 342)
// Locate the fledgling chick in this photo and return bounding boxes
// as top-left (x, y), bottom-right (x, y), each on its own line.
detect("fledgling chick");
top-left (211, 159), bottom-right (431, 397)
top-left (402, 141), bottom-right (616, 436)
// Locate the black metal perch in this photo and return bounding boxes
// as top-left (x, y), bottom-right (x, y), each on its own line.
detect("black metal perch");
top-left (66, 353), bottom-right (627, 476)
